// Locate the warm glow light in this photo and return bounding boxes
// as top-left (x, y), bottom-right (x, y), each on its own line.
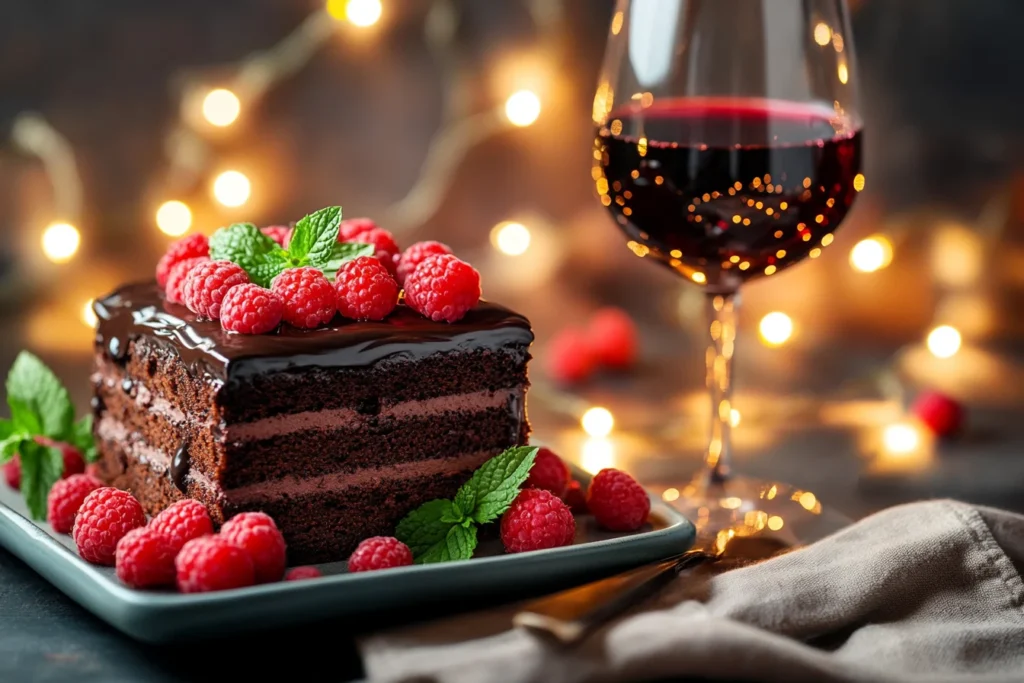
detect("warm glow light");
top-left (759, 312), bottom-right (793, 347)
top-left (837, 62), bottom-right (849, 84)
top-left (212, 170), bottom-right (251, 207)
top-left (854, 173), bottom-right (866, 192)
top-left (41, 222), bottom-right (80, 263)
top-left (82, 299), bottom-right (98, 328)
top-left (767, 515), bottom-right (785, 531)
top-left (490, 221), bottom-right (531, 256)
top-left (691, 272), bottom-right (707, 284)
top-left (730, 409), bottom-right (741, 427)
top-left (814, 22), bottom-right (832, 46)
top-left (505, 90), bottom-right (541, 127)
top-left (662, 487), bottom-right (680, 502)
top-left (849, 236), bottom-right (893, 273)
top-left (581, 438), bottom-right (615, 474)
top-left (798, 491), bottom-right (817, 511)
top-left (883, 423), bottom-right (920, 455)
top-left (155, 200), bottom-right (193, 236)
top-left (581, 407), bottom-right (614, 438)
top-left (335, 0), bottom-right (382, 26)
top-left (201, 88), bottom-right (241, 127)
top-left (927, 325), bottom-right (962, 359)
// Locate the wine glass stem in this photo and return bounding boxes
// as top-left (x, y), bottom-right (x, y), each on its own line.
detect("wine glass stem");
top-left (703, 292), bottom-right (739, 485)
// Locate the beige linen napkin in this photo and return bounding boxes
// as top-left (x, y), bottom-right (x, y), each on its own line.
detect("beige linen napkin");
top-left (361, 500), bottom-right (1024, 682)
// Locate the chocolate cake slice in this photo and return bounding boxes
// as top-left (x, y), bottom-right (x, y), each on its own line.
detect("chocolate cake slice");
top-left (91, 282), bottom-right (532, 563)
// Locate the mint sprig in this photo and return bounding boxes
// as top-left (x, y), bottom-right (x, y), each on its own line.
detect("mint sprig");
top-left (395, 446), bottom-right (538, 564)
top-left (208, 206), bottom-right (373, 286)
top-left (1, 351), bottom-right (98, 519)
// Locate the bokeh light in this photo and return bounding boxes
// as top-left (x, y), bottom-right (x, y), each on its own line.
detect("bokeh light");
top-left (81, 299), bottom-right (98, 328)
top-left (882, 422), bottom-right (920, 455)
top-left (813, 22), bottom-right (832, 46)
top-left (662, 487), bottom-right (680, 502)
top-left (581, 437), bottom-right (615, 474)
top-left (759, 312), bottom-right (793, 347)
top-left (849, 235), bottom-right (893, 273)
top-left (41, 222), bottom-right (80, 263)
top-left (730, 409), bottom-right (741, 428)
top-left (201, 88), bottom-right (241, 127)
top-left (581, 407), bottom-right (614, 438)
top-left (155, 200), bottom-right (193, 236)
top-left (212, 170), bottom-right (251, 207)
top-left (490, 221), bottom-right (531, 256)
top-left (927, 325), bottom-right (962, 359)
top-left (505, 90), bottom-right (541, 127)
top-left (333, 0), bottom-right (382, 27)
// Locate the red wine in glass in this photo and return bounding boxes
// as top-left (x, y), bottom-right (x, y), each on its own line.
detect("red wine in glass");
top-left (595, 97), bottom-right (863, 292)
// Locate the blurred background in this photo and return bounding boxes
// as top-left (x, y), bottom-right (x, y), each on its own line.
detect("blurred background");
top-left (1, 0), bottom-right (1024, 518)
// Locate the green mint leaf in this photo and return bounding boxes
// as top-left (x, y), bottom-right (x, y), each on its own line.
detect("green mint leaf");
top-left (20, 439), bottom-right (64, 520)
top-left (321, 242), bottom-right (374, 280)
top-left (288, 206), bottom-right (342, 265)
top-left (69, 415), bottom-right (97, 462)
top-left (0, 418), bottom-right (15, 440)
top-left (0, 434), bottom-right (25, 464)
top-left (209, 223), bottom-right (290, 287)
top-left (417, 524), bottom-right (477, 565)
top-left (395, 499), bottom-right (458, 558)
top-left (6, 351), bottom-right (74, 440)
top-left (455, 446), bottom-right (539, 525)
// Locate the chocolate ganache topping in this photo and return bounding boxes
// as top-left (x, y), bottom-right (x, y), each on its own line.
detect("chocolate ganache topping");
top-left (94, 282), bottom-right (534, 383)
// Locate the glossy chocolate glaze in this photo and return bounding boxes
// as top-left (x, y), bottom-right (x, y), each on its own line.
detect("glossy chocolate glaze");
top-left (171, 441), bottom-right (191, 494)
top-left (93, 282), bottom-right (534, 383)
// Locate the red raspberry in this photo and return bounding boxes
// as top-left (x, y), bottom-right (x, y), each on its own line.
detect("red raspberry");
top-left (220, 284), bottom-right (283, 334)
top-left (586, 468), bottom-right (650, 532)
top-left (524, 447), bottom-right (570, 497)
top-left (85, 462), bottom-right (103, 479)
top-left (335, 256), bottom-right (399, 321)
top-left (500, 489), bottom-right (576, 553)
top-left (285, 566), bottom-right (322, 581)
top-left (156, 233), bottom-right (209, 288)
top-left (403, 254), bottom-right (481, 323)
top-left (348, 536), bottom-right (413, 572)
top-left (115, 527), bottom-right (177, 589)
top-left (563, 480), bottom-right (588, 514)
top-left (588, 307), bottom-right (638, 369)
top-left (165, 256), bottom-right (209, 305)
top-left (350, 228), bottom-right (400, 275)
top-left (271, 267), bottom-right (336, 329)
top-left (338, 217), bottom-right (378, 242)
top-left (261, 225), bottom-right (292, 247)
top-left (220, 512), bottom-right (287, 583)
top-left (72, 488), bottom-right (147, 565)
top-left (182, 260), bottom-right (249, 320)
top-left (32, 436), bottom-right (86, 478)
top-left (175, 536), bottom-right (255, 593)
top-left (913, 391), bottom-right (964, 438)
top-left (546, 328), bottom-right (595, 384)
top-left (47, 474), bottom-right (103, 533)
top-left (395, 241), bottom-right (452, 286)
top-left (3, 457), bottom-right (20, 489)
top-left (149, 499), bottom-right (214, 554)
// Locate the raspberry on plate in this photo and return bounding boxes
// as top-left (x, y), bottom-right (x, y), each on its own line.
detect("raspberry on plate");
top-left (3, 457), bottom-right (20, 489)
top-left (912, 391), bottom-right (964, 438)
top-left (182, 260), bottom-right (249, 320)
top-left (563, 480), bottom-right (588, 514)
top-left (403, 254), bottom-right (481, 323)
top-left (338, 217), bottom-right (378, 242)
top-left (335, 256), bottom-right (399, 321)
top-left (156, 233), bottom-right (209, 288)
top-left (47, 474), bottom-right (103, 533)
top-left (149, 499), bottom-right (213, 554)
top-left (72, 488), bottom-right (147, 565)
top-left (348, 536), bottom-right (413, 572)
top-left (271, 267), bottom-right (336, 329)
top-left (350, 227), bottom-right (401, 275)
top-left (165, 256), bottom-right (209, 305)
top-left (500, 489), bottom-right (576, 553)
top-left (586, 468), bottom-right (650, 532)
top-left (220, 284), bottom-right (284, 334)
top-left (524, 447), bottom-right (571, 498)
top-left (220, 512), bottom-right (287, 583)
top-left (285, 566), bottom-right (323, 581)
top-left (176, 536), bottom-right (256, 593)
top-left (395, 241), bottom-right (451, 286)
top-left (587, 307), bottom-right (638, 369)
top-left (116, 527), bottom-right (177, 589)
top-left (261, 225), bottom-right (292, 247)
top-left (545, 328), bottom-right (595, 385)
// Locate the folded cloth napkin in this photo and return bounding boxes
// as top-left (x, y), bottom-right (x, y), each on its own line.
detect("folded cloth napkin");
top-left (360, 500), bottom-right (1024, 683)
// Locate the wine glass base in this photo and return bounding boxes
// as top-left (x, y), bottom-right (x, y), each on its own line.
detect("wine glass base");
top-left (670, 474), bottom-right (852, 549)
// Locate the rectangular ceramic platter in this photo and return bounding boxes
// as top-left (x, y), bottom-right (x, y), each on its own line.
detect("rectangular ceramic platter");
top-left (0, 465), bottom-right (695, 643)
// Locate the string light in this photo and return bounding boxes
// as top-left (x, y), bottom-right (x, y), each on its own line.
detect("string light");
top-left (212, 170), bottom-right (251, 207)
top-left (759, 312), bottom-right (793, 347)
top-left (581, 407), bottom-right (614, 438)
top-left (926, 325), bottom-right (962, 359)
top-left (333, 0), bottom-right (382, 27)
top-left (882, 422), bottom-right (920, 455)
top-left (201, 88), bottom-right (241, 127)
top-left (849, 235), bottom-right (893, 273)
top-left (490, 221), bottom-right (531, 256)
top-left (155, 200), bottom-right (193, 236)
top-left (81, 299), bottom-right (98, 328)
top-left (41, 222), bottom-right (80, 263)
top-left (505, 90), bottom-right (541, 127)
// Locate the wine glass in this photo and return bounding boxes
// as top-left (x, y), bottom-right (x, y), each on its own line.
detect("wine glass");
top-left (592, 0), bottom-right (863, 542)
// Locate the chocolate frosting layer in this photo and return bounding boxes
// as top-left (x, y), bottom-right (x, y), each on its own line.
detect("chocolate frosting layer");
top-left (94, 282), bottom-right (534, 382)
